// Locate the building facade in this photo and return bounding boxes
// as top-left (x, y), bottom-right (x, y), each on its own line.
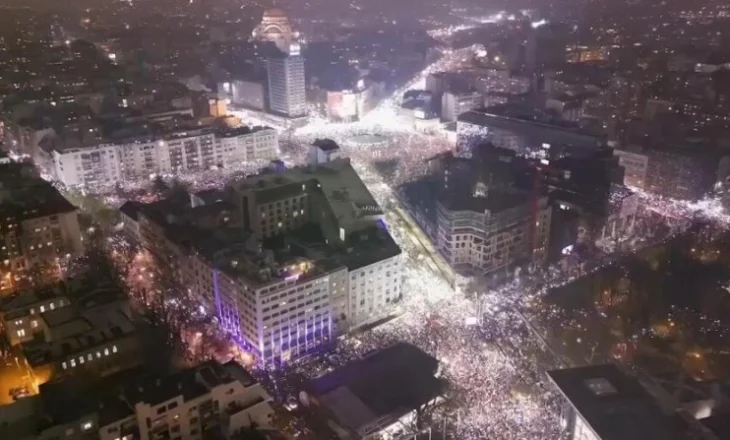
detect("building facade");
top-left (267, 54), bottom-right (306, 118)
top-left (0, 163), bottom-right (84, 292)
top-left (435, 192), bottom-right (551, 278)
top-left (122, 147), bottom-right (403, 366)
top-left (45, 127), bottom-right (278, 188)
top-left (0, 360), bottom-right (276, 440)
top-left (441, 91), bottom-right (483, 122)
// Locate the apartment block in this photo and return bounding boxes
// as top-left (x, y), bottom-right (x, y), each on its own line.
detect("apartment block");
top-left (0, 360), bottom-right (276, 440)
top-left (12, 276), bottom-right (140, 385)
top-left (0, 161), bottom-right (84, 292)
top-left (40, 125), bottom-right (278, 188)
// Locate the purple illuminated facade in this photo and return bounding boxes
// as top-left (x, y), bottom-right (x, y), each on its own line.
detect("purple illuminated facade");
top-left (210, 266), bottom-right (335, 367)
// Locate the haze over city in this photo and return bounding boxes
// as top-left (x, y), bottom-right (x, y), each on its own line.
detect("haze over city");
top-left (1, 0), bottom-right (730, 439)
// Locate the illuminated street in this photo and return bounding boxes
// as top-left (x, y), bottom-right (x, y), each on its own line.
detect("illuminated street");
top-left (80, 38), bottom-right (730, 439)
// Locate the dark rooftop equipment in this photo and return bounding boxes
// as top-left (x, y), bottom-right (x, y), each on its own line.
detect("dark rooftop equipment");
top-left (547, 365), bottom-right (697, 440)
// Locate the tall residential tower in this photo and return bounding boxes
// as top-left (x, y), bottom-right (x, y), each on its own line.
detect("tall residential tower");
top-left (267, 49), bottom-right (307, 118)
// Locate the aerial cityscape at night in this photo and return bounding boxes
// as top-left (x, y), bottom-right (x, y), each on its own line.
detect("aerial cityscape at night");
top-left (2, 0), bottom-right (730, 439)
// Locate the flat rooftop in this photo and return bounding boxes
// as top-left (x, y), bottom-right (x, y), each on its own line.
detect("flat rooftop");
top-left (547, 365), bottom-right (695, 440)
top-left (24, 308), bottom-right (135, 367)
top-left (0, 164), bottom-right (77, 221)
top-left (123, 360), bottom-right (256, 406)
top-left (440, 187), bottom-right (531, 213)
top-left (459, 105), bottom-right (604, 143)
top-left (235, 158), bottom-right (383, 232)
top-left (310, 343), bottom-right (445, 437)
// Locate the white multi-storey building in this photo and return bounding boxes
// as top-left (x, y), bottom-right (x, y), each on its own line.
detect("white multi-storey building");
top-left (214, 127), bottom-right (278, 164)
top-left (347, 254), bottom-right (403, 327)
top-left (0, 162), bottom-right (84, 292)
top-left (51, 143), bottom-right (122, 187)
top-left (43, 126), bottom-right (278, 188)
top-left (123, 144), bottom-right (403, 366)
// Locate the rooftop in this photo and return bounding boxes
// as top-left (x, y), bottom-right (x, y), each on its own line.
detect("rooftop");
top-left (313, 138), bottom-right (341, 152)
top-left (235, 158), bottom-right (383, 233)
top-left (547, 365), bottom-right (696, 440)
top-left (459, 104), bottom-right (604, 142)
top-left (25, 360), bottom-right (261, 435)
top-left (310, 343), bottom-right (445, 437)
top-left (24, 307), bottom-right (134, 367)
top-left (123, 360), bottom-right (257, 407)
top-left (0, 162), bottom-right (76, 221)
top-left (440, 187), bottom-right (531, 214)
top-left (39, 117), bottom-right (271, 153)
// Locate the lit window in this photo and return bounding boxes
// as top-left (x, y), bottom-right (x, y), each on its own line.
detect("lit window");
top-left (112, 345), bottom-right (118, 353)
top-left (62, 362), bottom-right (67, 369)
top-left (16, 329), bottom-right (25, 337)
top-left (50, 302), bottom-right (55, 310)
top-left (82, 421), bottom-right (93, 431)
top-left (104, 348), bottom-right (109, 356)
top-left (31, 320), bottom-right (38, 328)
top-left (88, 354), bottom-right (93, 361)
top-left (96, 352), bottom-right (101, 358)
top-left (79, 356), bottom-right (84, 364)
top-left (70, 359), bottom-right (76, 367)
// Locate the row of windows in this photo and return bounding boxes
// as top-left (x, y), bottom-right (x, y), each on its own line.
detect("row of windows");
top-left (61, 345), bottom-right (118, 369)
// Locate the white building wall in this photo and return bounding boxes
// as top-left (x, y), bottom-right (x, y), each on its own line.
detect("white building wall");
top-left (347, 253), bottom-right (403, 329)
top-left (255, 274), bottom-right (332, 365)
top-left (52, 144), bottom-right (121, 187)
top-left (51, 128), bottom-right (276, 186)
top-left (215, 129), bottom-right (279, 165)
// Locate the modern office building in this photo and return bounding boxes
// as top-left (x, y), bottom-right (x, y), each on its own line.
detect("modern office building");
top-left (434, 186), bottom-right (551, 278)
top-left (267, 52), bottom-right (307, 118)
top-left (0, 360), bottom-right (276, 440)
top-left (0, 161), bottom-right (84, 292)
top-left (402, 146), bottom-right (550, 284)
top-left (121, 142), bottom-right (403, 366)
